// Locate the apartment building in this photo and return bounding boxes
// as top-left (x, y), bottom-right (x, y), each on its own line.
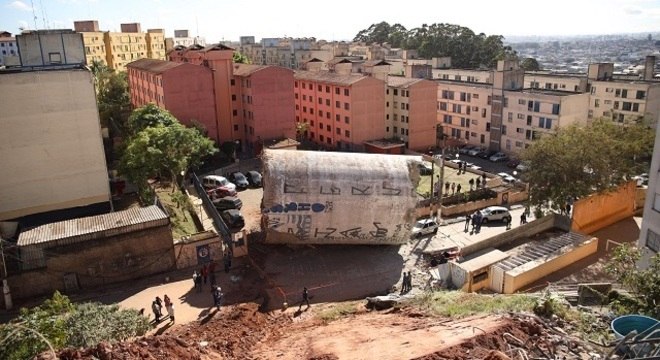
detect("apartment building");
top-left (127, 58), bottom-right (216, 135)
top-left (104, 27), bottom-right (147, 72)
top-left (437, 82), bottom-right (493, 147)
top-left (588, 61), bottom-right (660, 124)
top-left (524, 72), bottom-right (588, 93)
top-left (164, 30), bottom-right (206, 52)
top-left (638, 117), bottom-right (660, 269)
top-left (132, 44), bottom-right (296, 150)
top-left (73, 21), bottom-right (106, 65)
top-left (231, 64), bottom-right (296, 147)
top-left (146, 29), bottom-right (166, 61)
top-left (385, 76), bottom-right (437, 151)
top-left (433, 68), bottom-right (492, 83)
top-left (0, 31), bottom-right (19, 66)
top-left (294, 70), bottom-right (386, 151)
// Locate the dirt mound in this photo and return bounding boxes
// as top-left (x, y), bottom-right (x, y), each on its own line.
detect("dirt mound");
top-left (40, 303), bottom-right (290, 360)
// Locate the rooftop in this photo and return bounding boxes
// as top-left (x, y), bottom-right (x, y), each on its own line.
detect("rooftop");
top-left (233, 63), bottom-right (268, 76)
top-left (294, 70), bottom-right (371, 86)
top-left (127, 58), bottom-right (185, 74)
top-left (387, 76), bottom-right (425, 88)
top-left (17, 205), bottom-right (169, 248)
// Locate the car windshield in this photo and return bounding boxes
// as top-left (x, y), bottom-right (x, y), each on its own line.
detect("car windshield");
top-left (234, 173), bottom-right (246, 181)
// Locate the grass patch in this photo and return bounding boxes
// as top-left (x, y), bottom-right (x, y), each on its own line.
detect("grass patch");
top-left (409, 291), bottom-right (536, 318)
top-left (317, 301), bottom-right (360, 323)
top-left (416, 165), bottom-right (479, 198)
top-left (155, 184), bottom-right (199, 239)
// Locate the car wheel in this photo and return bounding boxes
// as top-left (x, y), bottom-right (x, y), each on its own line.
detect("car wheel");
top-left (433, 228), bottom-right (438, 234)
top-left (503, 216), bottom-right (511, 223)
top-left (481, 218), bottom-right (489, 224)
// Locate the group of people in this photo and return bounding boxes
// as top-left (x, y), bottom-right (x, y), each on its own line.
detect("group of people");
top-left (400, 272), bottom-right (413, 293)
top-left (151, 295), bottom-right (174, 324)
top-left (444, 174), bottom-right (488, 197)
top-left (193, 261), bottom-right (217, 292)
top-left (464, 212), bottom-right (484, 233)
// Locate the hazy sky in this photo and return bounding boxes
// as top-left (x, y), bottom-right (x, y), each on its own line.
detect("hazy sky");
top-left (2, 0), bottom-right (660, 42)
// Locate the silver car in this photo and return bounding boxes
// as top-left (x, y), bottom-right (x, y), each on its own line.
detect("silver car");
top-left (479, 206), bottom-right (512, 223)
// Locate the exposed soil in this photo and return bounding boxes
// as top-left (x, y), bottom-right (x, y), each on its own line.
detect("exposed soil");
top-left (39, 302), bottom-right (598, 360)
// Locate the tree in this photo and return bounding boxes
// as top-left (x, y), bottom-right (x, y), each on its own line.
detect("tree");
top-left (521, 57), bottom-right (541, 71)
top-left (520, 118), bottom-right (654, 212)
top-left (126, 103), bottom-right (177, 137)
top-left (233, 51), bottom-right (250, 64)
top-left (605, 245), bottom-right (659, 318)
top-left (95, 69), bottom-right (131, 134)
top-left (353, 22), bottom-right (515, 68)
top-left (120, 122), bottom-right (217, 199)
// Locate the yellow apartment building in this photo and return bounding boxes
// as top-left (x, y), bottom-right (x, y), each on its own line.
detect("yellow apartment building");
top-left (146, 29), bottom-right (166, 61)
top-left (73, 21), bottom-right (105, 66)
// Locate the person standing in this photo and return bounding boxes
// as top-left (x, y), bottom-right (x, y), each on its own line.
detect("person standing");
top-left (400, 272), bottom-right (408, 293)
top-left (213, 286), bottom-right (223, 310)
top-left (505, 216), bottom-right (512, 230)
top-left (456, 184), bottom-right (462, 194)
top-left (520, 212), bottom-right (527, 225)
top-left (475, 212), bottom-right (483, 233)
top-left (151, 300), bottom-right (161, 323)
top-left (476, 177), bottom-right (481, 188)
top-left (471, 211), bottom-right (479, 233)
top-left (464, 213), bottom-right (472, 232)
top-left (406, 272), bottom-right (413, 292)
top-left (164, 295), bottom-right (174, 323)
top-left (201, 264), bottom-right (209, 285)
top-left (451, 182), bottom-right (456, 195)
top-left (298, 287), bottom-right (310, 310)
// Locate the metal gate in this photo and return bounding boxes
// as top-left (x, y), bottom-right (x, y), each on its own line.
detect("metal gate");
top-left (490, 264), bottom-right (505, 293)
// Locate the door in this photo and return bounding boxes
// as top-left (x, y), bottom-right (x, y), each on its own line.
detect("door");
top-left (489, 265), bottom-right (505, 293)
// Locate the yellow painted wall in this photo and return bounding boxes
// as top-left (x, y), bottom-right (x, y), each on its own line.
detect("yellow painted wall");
top-left (571, 181), bottom-right (636, 234)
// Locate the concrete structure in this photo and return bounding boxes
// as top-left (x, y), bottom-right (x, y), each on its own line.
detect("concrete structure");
top-left (571, 181), bottom-right (636, 235)
top-left (146, 29), bottom-right (166, 61)
top-left (0, 66), bottom-right (112, 220)
top-left (0, 31), bottom-right (19, 67)
top-left (386, 76), bottom-right (438, 151)
top-left (164, 29), bottom-right (206, 52)
top-left (638, 119), bottom-right (660, 268)
top-left (10, 206), bottom-right (173, 300)
top-left (436, 81), bottom-right (493, 147)
top-left (261, 150), bottom-right (421, 245)
top-left (450, 249), bottom-right (510, 292)
top-left (127, 58), bottom-right (216, 135)
top-left (74, 21), bottom-right (105, 66)
top-left (524, 72), bottom-right (588, 92)
top-left (16, 30), bottom-right (85, 67)
top-left (294, 70), bottom-right (386, 151)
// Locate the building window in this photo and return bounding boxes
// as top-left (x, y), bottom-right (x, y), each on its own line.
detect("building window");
top-left (647, 229), bottom-right (660, 253)
top-left (232, 95), bottom-right (237, 101)
top-left (319, 110), bottom-right (323, 117)
top-left (344, 103), bottom-right (350, 110)
top-left (319, 122), bottom-right (323, 129)
top-left (302, 83), bottom-right (306, 89)
top-left (326, 125), bottom-right (331, 131)
top-left (326, 86), bottom-right (330, 93)
top-left (636, 90), bottom-right (646, 100)
top-left (233, 125), bottom-right (239, 131)
top-left (336, 128), bottom-right (341, 135)
top-left (294, 81), bottom-right (298, 88)
top-left (344, 89), bottom-right (349, 96)
top-left (326, 99), bottom-right (330, 106)
top-left (345, 116), bottom-right (349, 124)
top-left (318, 85), bottom-right (322, 91)
top-left (318, 97), bottom-right (322, 104)
top-left (335, 87), bottom-right (340, 95)
top-left (233, 110), bottom-right (238, 116)
top-left (303, 95), bottom-right (307, 101)
top-left (552, 104), bottom-right (560, 115)
top-left (320, 135), bottom-right (324, 141)
top-left (336, 114), bottom-right (340, 121)
top-left (336, 101), bottom-right (340, 108)
top-left (231, 79), bottom-right (236, 86)
top-left (327, 137), bottom-right (332, 145)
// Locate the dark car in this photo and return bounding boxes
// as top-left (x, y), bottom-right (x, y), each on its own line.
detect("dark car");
top-left (246, 170), bottom-right (262, 187)
top-left (479, 150), bottom-right (497, 159)
top-left (220, 209), bottom-right (245, 230)
top-left (507, 158), bottom-right (521, 168)
top-left (212, 196), bottom-right (243, 211)
top-left (227, 172), bottom-right (249, 190)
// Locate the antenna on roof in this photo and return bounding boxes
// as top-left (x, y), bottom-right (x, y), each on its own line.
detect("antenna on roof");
top-left (196, 16), bottom-right (199, 37)
top-left (30, 0), bottom-right (38, 30)
top-left (39, 0), bottom-right (49, 29)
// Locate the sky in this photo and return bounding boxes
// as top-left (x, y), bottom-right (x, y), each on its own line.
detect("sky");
top-left (1, 0), bottom-right (660, 43)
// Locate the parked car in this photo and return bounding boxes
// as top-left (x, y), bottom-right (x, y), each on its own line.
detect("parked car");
top-left (459, 145), bottom-right (476, 155)
top-left (497, 172), bottom-right (517, 183)
top-left (480, 150), bottom-right (497, 159)
top-left (467, 147), bottom-right (483, 156)
top-left (632, 173), bottom-right (649, 186)
top-left (411, 218), bottom-right (439, 238)
top-left (202, 175), bottom-right (237, 193)
top-left (227, 172), bottom-right (249, 190)
top-left (418, 163), bottom-right (433, 175)
top-left (489, 152), bottom-right (509, 162)
top-left (246, 170), bottom-right (262, 187)
top-left (515, 162), bottom-right (529, 172)
top-left (507, 158), bottom-right (521, 168)
top-left (212, 196), bottom-right (243, 211)
top-left (479, 206), bottom-right (511, 223)
top-left (206, 186), bottom-right (237, 199)
top-left (220, 209), bottom-right (245, 230)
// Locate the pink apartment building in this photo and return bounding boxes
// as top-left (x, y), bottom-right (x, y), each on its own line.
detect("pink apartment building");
top-left (127, 43), bottom-right (295, 151)
top-left (127, 58), bottom-right (216, 136)
top-left (386, 77), bottom-right (438, 151)
top-left (294, 71), bottom-right (386, 151)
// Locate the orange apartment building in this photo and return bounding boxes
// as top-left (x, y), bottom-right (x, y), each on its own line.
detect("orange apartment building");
top-left (127, 44), bottom-right (295, 150)
top-left (294, 70), bottom-right (386, 151)
top-left (385, 76), bottom-right (437, 151)
top-left (127, 58), bottom-right (216, 136)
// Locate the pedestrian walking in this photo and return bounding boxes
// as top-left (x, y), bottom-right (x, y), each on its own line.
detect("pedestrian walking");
top-left (505, 216), bottom-right (512, 230)
top-left (201, 264), bottom-right (209, 285)
top-left (476, 177), bottom-right (481, 188)
top-left (464, 213), bottom-right (472, 232)
top-left (164, 295), bottom-right (174, 323)
top-left (451, 182), bottom-right (456, 195)
top-left (400, 273), bottom-right (408, 293)
top-left (151, 300), bottom-right (161, 323)
top-left (298, 287), bottom-right (310, 310)
top-left (406, 272), bottom-right (413, 292)
top-left (520, 212), bottom-right (527, 225)
top-left (193, 270), bottom-right (202, 292)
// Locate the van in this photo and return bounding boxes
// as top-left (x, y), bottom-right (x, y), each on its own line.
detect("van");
top-left (202, 175), bottom-right (237, 193)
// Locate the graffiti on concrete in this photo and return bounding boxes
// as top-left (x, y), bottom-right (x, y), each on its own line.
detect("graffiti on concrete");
top-left (266, 202), bottom-right (329, 214)
top-left (284, 181), bottom-right (405, 196)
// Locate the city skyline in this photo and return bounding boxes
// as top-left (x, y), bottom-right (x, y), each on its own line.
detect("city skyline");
top-left (1, 0), bottom-right (660, 43)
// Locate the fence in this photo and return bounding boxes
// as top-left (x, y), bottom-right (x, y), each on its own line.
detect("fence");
top-left (191, 172), bottom-right (232, 245)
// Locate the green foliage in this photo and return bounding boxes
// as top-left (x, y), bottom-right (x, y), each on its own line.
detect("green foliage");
top-left (232, 51), bottom-right (250, 64)
top-left (127, 103), bottom-right (178, 137)
top-left (353, 22), bottom-right (516, 68)
top-left (605, 245), bottom-right (660, 318)
top-left (521, 57), bottom-right (541, 71)
top-left (317, 301), bottom-right (360, 323)
top-left (520, 118), bottom-right (654, 212)
top-left (410, 291), bottom-right (535, 317)
top-left (0, 292), bottom-right (149, 360)
top-left (65, 303), bottom-right (151, 348)
top-left (533, 291), bottom-right (569, 318)
top-left (119, 123), bottom-right (217, 200)
top-left (92, 63), bottom-right (130, 132)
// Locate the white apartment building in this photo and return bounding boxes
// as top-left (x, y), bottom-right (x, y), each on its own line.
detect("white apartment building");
top-left (437, 82), bottom-right (493, 146)
top-left (638, 117), bottom-right (660, 269)
top-left (0, 31), bottom-right (18, 66)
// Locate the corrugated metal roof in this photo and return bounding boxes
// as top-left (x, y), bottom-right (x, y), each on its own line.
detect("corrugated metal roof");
top-left (18, 206), bottom-right (169, 247)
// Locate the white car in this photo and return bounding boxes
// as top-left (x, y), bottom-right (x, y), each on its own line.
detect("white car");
top-left (478, 206), bottom-right (512, 223)
top-left (202, 175), bottom-right (237, 192)
top-left (411, 218), bottom-right (439, 238)
top-left (489, 152), bottom-right (508, 162)
top-left (497, 172), bottom-right (517, 183)
top-left (467, 147), bottom-right (483, 156)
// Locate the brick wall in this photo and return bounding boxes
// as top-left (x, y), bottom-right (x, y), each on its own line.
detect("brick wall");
top-left (173, 231), bottom-right (223, 269)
